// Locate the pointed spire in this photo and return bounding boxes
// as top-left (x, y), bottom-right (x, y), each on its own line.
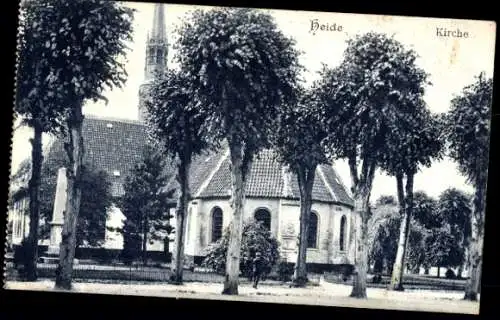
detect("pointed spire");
top-left (151, 3), bottom-right (166, 43)
top-left (138, 3), bottom-right (169, 122)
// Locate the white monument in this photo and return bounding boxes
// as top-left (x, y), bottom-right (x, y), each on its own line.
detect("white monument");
top-left (46, 167), bottom-right (67, 256)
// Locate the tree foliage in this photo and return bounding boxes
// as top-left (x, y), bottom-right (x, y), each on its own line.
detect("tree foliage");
top-left (118, 145), bottom-right (175, 264)
top-left (144, 68), bottom-right (211, 162)
top-left (18, 0), bottom-right (135, 114)
top-left (446, 72), bottom-right (493, 186)
top-left (202, 219), bottom-right (280, 278)
top-left (274, 88), bottom-right (328, 171)
top-left (319, 33), bottom-right (429, 166)
top-left (368, 202), bottom-right (400, 274)
top-left (176, 7), bottom-right (303, 168)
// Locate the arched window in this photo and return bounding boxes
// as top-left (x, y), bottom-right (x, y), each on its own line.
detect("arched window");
top-left (307, 212), bottom-right (319, 248)
top-left (254, 208), bottom-right (271, 231)
top-left (211, 207), bottom-right (223, 242)
top-left (156, 48), bottom-right (163, 64)
top-left (339, 215), bottom-right (347, 251)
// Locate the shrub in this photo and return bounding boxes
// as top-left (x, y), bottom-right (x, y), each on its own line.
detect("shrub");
top-left (445, 268), bottom-right (456, 279)
top-left (277, 261), bottom-right (294, 282)
top-left (202, 219), bottom-right (280, 278)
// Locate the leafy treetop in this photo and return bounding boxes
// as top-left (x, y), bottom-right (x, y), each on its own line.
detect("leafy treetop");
top-left (144, 68), bottom-right (212, 161)
top-left (273, 87), bottom-right (328, 172)
top-left (317, 33), bottom-right (430, 179)
top-left (16, 0), bottom-right (135, 130)
top-left (446, 72), bottom-right (493, 185)
top-left (175, 7), bottom-right (303, 160)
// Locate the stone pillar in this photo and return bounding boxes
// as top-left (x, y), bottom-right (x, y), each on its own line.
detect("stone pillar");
top-left (46, 167), bottom-right (67, 256)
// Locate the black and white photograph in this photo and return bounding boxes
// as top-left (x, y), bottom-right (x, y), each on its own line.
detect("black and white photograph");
top-left (3, 0), bottom-right (496, 316)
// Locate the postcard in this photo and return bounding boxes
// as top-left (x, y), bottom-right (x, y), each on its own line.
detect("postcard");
top-left (4, 0), bottom-right (496, 316)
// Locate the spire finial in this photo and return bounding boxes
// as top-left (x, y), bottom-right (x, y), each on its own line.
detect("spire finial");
top-left (151, 3), bottom-right (166, 43)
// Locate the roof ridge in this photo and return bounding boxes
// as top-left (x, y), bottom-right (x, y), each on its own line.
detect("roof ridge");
top-left (317, 165), bottom-right (338, 202)
top-left (84, 114), bottom-right (144, 126)
top-left (194, 148), bottom-right (230, 198)
top-left (331, 163), bottom-right (354, 199)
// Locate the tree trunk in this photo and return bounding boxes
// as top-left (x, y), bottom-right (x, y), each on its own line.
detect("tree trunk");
top-left (142, 214), bottom-right (148, 266)
top-left (464, 180), bottom-right (486, 301)
top-left (457, 264), bottom-right (464, 279)
top-left (390, 173), bottom-right (414, 291)
top-left (222, 141), bottom-right (245, 295)
top-left (55, 107), bottom-right (84, 290)
top-left (172, 158), bottom-right (190, 284)
top-left (25, 122), bottom-right (43, 281)
top-left (424, 267), bottom-right (429, 275)
top-left (437, 267), bottom-right (440, 278)
top-left (292, 165), bottom-right (316, 287)
top-left (349, 186), bottom-right (371, 298)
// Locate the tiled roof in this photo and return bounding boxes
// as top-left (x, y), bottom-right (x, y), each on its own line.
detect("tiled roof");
top-left (192, 147), bottom-right (354, 207)
top-left (24, 115), bottom-right (353, 207)
top-left (45, 115), bottom-right (150, 197)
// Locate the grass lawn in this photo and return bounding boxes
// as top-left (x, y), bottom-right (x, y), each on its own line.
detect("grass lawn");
top-left (4, 279), bottom-right (479, 315)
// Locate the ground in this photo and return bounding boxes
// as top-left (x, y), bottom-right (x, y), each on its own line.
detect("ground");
top-left (4, 279), bottom-right (479, 315)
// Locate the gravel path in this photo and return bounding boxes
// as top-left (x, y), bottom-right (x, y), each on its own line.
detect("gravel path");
top-left (4, 280), bottom-right (479, 315)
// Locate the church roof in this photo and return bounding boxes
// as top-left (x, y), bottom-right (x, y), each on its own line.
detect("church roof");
top-left (45, 115), bottom-right (150, 197)
top-left (185, 147), bottom-right (354, 207)
top-left (14, 115), bottom-right (352, 208)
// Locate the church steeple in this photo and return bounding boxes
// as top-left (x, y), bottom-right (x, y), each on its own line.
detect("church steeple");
top-left (144, 3), bottom-right (168, 81)
top-left (139, 3), bottom-right (168, 122)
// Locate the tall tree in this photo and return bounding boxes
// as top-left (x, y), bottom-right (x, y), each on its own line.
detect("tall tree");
top-left (119, 145), bottom-right (175, 266)
top-left (406, 191), bottom-right (438, 274)
top-left (144, 69), bottom-right (210, 284)
top-left (367, 202), bottom-right (400, 275)
top-left (437, 188), bottom-right (472, 278)
top-left (14, 0), bottom-right (69, 281)
top-left (177, 8), bottom-right (301, 295)
top-left (446, 72), bottom-right (493, 300)
top-left (318, 33), bottom-right (429, 298)
top-left (274, 89), bottom-right (328, 287)
top-left (381, 107), bottom-right (444, 291)
top-left (18, 0), bottom-right (135, 289)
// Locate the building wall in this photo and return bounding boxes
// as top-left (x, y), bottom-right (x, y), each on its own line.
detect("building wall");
top-left (183, 196), bottom-right (354, 265)
top-left (9, 198), bottom-right (29, 246)
top-left (104, 205), bottom-right (169, 252)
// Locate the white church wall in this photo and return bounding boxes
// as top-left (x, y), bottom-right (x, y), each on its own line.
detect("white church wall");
top-left (278, 199), bottom-right (301, 263)
top-left (330, 205), bottom-right (353, 264)
top-left (178, 196), bottom-right (356, 267)
top-left (104, 205), bottom-right (125, 250)
top-left (103, 204), bottom-right (166, 252)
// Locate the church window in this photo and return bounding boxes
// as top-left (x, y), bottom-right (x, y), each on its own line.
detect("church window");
top-left (307, 212), bottom-right (319, 248)
top-left (254, 208), bottom-right (271, 231)
top-left (156, 49), bottom-right (164, 64)
top-left (211, 207), bottom-right (223, 242)
top-left (339, 215), bottom-right (347, 251)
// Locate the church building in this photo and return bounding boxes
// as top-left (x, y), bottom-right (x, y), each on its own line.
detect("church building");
top-left (8, 3), bottom-right (356, 268)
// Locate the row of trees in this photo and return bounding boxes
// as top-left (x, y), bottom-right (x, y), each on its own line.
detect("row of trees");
top-left (14, 1), bottom-right (491, 303)
top-left (369, 189), bottom-right (472, 278)
top-left (142, 7), bottom-right (492, 301)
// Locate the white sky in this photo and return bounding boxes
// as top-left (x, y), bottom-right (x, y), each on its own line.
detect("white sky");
top-left (10, 2), bottom-right (496, 201)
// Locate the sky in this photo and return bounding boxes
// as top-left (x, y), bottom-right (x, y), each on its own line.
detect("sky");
top-left (9, 1), bottom-right (497, 201)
